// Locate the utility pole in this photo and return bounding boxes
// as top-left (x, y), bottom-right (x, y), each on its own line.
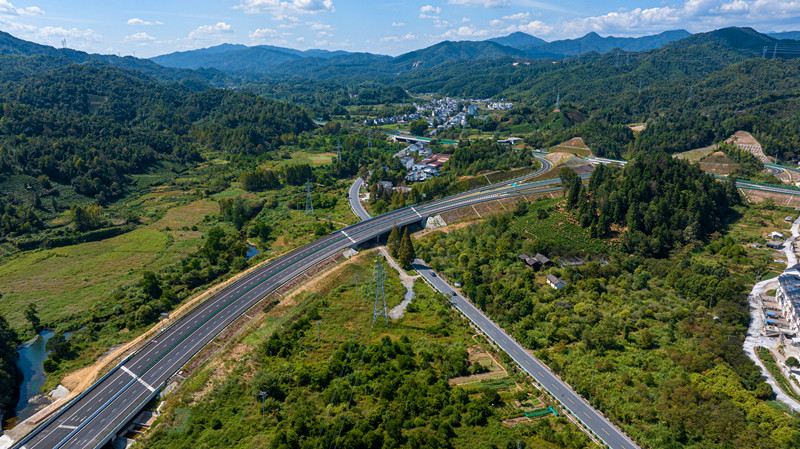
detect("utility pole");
top-left (259, 391), bottom-right (268, 423)
top-left (372, 255), bottom-right (389, 327)
top-left (305, 179), bottom-right (314, 215)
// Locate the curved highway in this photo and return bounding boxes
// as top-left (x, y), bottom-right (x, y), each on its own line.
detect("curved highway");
top-left (12, 157), bottom-right (557, 449)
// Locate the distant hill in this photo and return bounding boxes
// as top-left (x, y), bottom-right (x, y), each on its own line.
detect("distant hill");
top-left (393, 40), bottom-right (525, 69)
top-left (487, 32), bottom-right (546, 50)
top-left (0, 30), bottom-right (229, 86)
top-left (768, 31), bottom-right (800, 40)
top-left (524, 30), bottom-right (691, 56)
top-left (150, 44), bottom-right (350, 73)
top-left (666, 27), bottom-right (784, 56)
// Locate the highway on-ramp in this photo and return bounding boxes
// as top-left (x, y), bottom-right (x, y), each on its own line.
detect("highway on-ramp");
top-left (11, 157), bottom-right (556, 449)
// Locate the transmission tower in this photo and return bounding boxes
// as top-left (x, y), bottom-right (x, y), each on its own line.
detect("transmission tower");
top-left (762, 46), bottom-right (768, 58)
top-left (554, 93), bottom-right (560, 112)
top-left (336, 140), bottom-right (341, 166)
top-left (305, 179), bottom-right (314, 215)
top-left (688, 85), bottom-right (693, 101)
top-left (61, 39), bottom-right (66, 48)
top-left (638, 80), bottom-right (643, 94)
top-left (773, 43), bottom-right (778, 59)
top-left (368, 131), bottom-right (372, 150)
top-left (615, 50), bottom-right (620, 67)
top-left (371, 255), bottom-right (388, 327)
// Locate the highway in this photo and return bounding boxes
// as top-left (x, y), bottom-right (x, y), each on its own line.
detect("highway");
top-left (11, 157), bottom-right (556, 449)
top-left (347, 163), bottom-right (639, 449)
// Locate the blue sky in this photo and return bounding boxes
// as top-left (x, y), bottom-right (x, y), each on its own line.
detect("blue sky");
top-left (1, 0), bottom-right (798, 58)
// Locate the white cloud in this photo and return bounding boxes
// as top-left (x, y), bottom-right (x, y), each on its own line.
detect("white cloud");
top-left (505, 20), bottom-right (552, 36)
top-left (498, 0), bottom-right (800, 40)
top-left (461, 16), bottom-right (471, 22)
top-left (420, 5), bottom-right (441, 14)
top-left (296, 36), bottom-right (305, 41)
top-left (391, 21), bottom-right (405, 27)
top-left (447, 0), bottom-right (510, 7)
top-left (442, 25), bottom-right (490, 39)
top-left (124, 32), bottom-right (155, 41)
top-left (235, 0), bottom-right (334, 16)
top-left (718, 0), bottom-right (749, 12)
top-left (502, 12), bottom-right (529, 21)
top-left (489, 18), bottom-right (503, 26)
top-left (0, 21), bottom-right (103, 49)
top-left (307, 21), bottom-right (331, 30)
top-left (380, 32), bottom-right (418, 42)
top-left (188, 22), bottom-right (233, 40)
top-left (0, 0), bottom-right (44, 16)
top-left (127, 17), bottom-right (162, 26)
top-left (434, 19), bottom-right (452, 28)
top-left (249, 27), bottom-right (288, 45)
top-left (317, 30), bottom-right (333, 37)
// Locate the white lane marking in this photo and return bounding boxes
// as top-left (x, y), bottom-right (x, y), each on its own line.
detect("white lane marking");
top-left (120, 366), bottom-right (156, 392)
top-left (341, 230), bottom-right (357, 244)
top-left (58, 424), bottom-right (78, 430)
top-left (411, 206), bottom-right (422, 218)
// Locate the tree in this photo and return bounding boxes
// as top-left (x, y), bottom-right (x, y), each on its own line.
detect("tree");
top-left (409, 120), bottom-right (429, 137)
top-left (25, 303), bottom-right (42, 333)
top-left (399, 228), bottom-right (416, 270)
top-left (388, 225), bottom-right (401, 258)
top-left (140, 271), bottom-right (162, 299)
top-left (787, 357), bottom-right (800, 368)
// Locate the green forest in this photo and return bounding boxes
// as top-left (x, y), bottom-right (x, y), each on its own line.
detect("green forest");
top-left (415, 162), bottom-right (800, 447)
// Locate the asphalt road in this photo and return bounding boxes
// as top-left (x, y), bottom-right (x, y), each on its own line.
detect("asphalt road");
top-left (347, 164), bottom-right (639, 449)
top-left (413, 263), bottom-right (640, 449)
top-left (11, 158), bottom-right (556, 449)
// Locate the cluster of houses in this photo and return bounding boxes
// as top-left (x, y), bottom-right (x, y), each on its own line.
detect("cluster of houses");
top-left (366, 97), bottom-right (508, 137)
top-left (519, 253), bottom-right (567, 289)
top-left (394, 142), bottom-right (452, 182)
top-left (487, 101), bottom-right (513, 111)
top-left (363, 112), bottom-right (422, 126)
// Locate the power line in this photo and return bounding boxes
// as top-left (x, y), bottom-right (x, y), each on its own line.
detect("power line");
top-left (305, 179), bottom-right (314, 215)
top-left (371, 255), bottom-right (388, 327)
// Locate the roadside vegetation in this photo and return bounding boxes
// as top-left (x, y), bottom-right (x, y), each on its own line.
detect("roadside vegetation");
top-left (416, 156), bottom-right (800, 448)
top-left (141, 254), bottom-right (593, 449)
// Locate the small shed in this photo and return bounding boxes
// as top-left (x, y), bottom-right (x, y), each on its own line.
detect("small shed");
top-left (546, 274), bottom-right (567, 290)
top-left (767, 240), bottom-right (784, 249)
top-left (772, 231), bottom-right (785, 240)
top-left (786, 216), bottom-right (794, 223)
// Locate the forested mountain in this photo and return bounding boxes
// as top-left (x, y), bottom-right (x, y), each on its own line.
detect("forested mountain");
top-left (769, 31), bottom-right (800, 40)
top-left (487, 31), bottom-right (546, 49)
top-left (0, 31), bottom-right (230, 86)
top-left (150, 43), bottom-right (349, 73)
top-left (0, 56), bottom-right (313, 239)
top-left (522, 29), bottom-right (691, 55)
